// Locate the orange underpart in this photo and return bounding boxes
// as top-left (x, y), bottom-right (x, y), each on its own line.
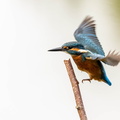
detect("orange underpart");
top-left (72, 55), bottom-right (103, 82)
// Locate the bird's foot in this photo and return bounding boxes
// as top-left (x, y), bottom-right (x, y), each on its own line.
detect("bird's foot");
top-left (82, 79), bottom-right (91, 83)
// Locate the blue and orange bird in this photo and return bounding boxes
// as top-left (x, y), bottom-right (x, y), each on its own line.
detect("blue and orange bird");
top-left (48, 16), bottom-right (120, 86)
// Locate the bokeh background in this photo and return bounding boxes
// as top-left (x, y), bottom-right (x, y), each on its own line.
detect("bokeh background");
top-left (0, 0), bottom-right (120, 120)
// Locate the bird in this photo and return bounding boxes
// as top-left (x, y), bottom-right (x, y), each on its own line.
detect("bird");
top-left (48, 16), bottom-right (120, 86)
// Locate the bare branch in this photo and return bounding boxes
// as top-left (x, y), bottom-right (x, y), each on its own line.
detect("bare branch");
top-left (64, 59), bottom-right (87, 120)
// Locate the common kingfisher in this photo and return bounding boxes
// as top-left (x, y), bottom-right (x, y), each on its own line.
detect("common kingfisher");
top-left (48, 16), bottom-right (120, 86)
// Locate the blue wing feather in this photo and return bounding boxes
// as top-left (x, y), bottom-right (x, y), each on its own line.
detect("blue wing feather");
top-left (74, 16), bottom-right (105, 56)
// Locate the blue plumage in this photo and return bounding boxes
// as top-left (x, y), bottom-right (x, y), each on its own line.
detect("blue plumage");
top-left (49, 16), bottom-right (120, 85)
top-left (74, 16), bottom-right (105, 55)
top-left (97, 61), bottom-right (112, 86)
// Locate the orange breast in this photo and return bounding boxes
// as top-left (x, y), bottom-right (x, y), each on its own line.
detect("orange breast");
top-left (72, 55), bottom-right (102, 81)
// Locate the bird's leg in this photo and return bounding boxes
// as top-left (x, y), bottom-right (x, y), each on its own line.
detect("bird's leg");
top-left (82, 79), bottom-right (91, 83)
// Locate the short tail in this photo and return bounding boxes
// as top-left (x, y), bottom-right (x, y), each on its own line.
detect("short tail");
top-left (103, 75), bottom-right (112, 86)
top-left (98, 61), bottom-right (112, 86)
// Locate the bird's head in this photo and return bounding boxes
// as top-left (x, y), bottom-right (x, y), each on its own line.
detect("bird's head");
top-left (48, 42), bottom-right (85, 55)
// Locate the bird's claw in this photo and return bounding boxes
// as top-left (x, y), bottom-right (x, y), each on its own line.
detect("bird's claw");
top-left (82, 79), bottom-right (91, 83)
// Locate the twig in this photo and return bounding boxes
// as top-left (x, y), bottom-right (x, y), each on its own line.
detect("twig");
top-left (64, 59), bottom-right (87, 120)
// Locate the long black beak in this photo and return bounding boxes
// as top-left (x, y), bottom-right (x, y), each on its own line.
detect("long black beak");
top-left (48, 47), bottom-right (63, 52)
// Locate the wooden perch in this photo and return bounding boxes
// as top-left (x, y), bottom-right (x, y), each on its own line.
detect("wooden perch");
top-left (64, 59), bottom-right (87, 120)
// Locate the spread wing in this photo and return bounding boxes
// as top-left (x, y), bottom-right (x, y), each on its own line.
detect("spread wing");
top-left (74, 16), bottom-right (105, 56)
top-left (81, 49), bottom-right (120, 66)
top-left (101, 51), bottom-right (120, 66)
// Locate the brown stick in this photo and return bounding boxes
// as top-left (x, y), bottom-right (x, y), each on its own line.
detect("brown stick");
top-left (64, 59), bottom-right (87, 120)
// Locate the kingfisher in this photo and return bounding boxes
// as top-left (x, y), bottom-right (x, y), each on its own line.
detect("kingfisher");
top-left (48, 16), bottom-right (120, 86)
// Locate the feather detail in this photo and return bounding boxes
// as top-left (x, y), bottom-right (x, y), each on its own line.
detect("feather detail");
top-left (74, 16), bottom-right (105, 55)
top-left (102, 50), bottom-right (120, 66)
top-left (78, 49), bottom-right (120, 66)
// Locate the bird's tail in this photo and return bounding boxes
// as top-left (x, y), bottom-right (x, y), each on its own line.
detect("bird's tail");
top-left (98, 61), bottom-right (112, 86)
top-left (102, 74), bottom-right (112, 86)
